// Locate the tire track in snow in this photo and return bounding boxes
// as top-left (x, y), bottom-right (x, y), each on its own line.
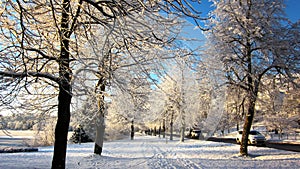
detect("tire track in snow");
top-left (148, 146), bottom-right (173, 169)
top-left (171, 151), bottom-right (203, 169)
top-left (78, 136), bottom-right (205, 169)
top-left (145, 139), bottom-right (204, 169)
top-left (128, 137), bottom-right (171, 168)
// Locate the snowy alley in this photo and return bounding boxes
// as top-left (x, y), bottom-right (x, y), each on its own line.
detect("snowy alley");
top-left (1, 134), bottom-right (300, 169)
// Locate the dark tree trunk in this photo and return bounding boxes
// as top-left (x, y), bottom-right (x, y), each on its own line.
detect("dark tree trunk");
top-left (240, 63), bottom-right (259, 156)
top-left (239, 44), bottom-right (260, 156)
top-left (51, 86), bottom-right (71, 168)
top-left (162, 119), bottom-right (166, 138)
top-left (52, 0), bottom-right (71, 168)
top-left (240, 84), bottom-right (259, 156)
top-left (240, 98), bottom-right (255, 156)
top-left (170, 111), bottom-right (174, 141)
top-left (94, 143), bottom-right (103, 155)
top-left (131, 120), bottom-right (134, 140)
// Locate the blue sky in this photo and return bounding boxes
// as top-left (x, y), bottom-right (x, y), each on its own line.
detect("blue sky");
top-left (180, 0), bottom-right (300, 50)
top-left (193, 0), bottom-right (300, 22)
top-left (285, 0), bottom-right (300, 22)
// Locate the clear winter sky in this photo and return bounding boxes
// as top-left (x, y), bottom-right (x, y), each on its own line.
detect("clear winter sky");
top-left (198, 0), bottom-right (300, 22)
top-left (181, 0), bottom-right (300, 50)
top-left (283, 0), bottom-right (300, 22)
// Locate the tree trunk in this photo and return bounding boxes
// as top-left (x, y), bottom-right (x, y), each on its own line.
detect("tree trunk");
top-left (179, 99), bottom-right (185, 142)
top-left (170, 122), bottom-right (173, 140)
top-left (240, 73), bottom-right (259, 156)
top-left (239, 100), bottom-right (255, 156)
top-left (162, 119), bottom-right (166, 138)
top-left (180, 125), bottom-right (185, 142)
top-left (94, 77), bottom-right (106, 155)
top-left (51, 0), bottom-right (71, 168)
top-left (170, 111), bottom-right (174, 141)
top-left (94, 115), bottom-right (105, 155)
top-left (131, 120), bottom-right (134, 140)
top-left (52, 87), bottom-right (71, 169)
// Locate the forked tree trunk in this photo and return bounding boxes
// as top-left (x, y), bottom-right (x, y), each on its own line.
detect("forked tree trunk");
top-left (51, 0), bottom-right (71, 168)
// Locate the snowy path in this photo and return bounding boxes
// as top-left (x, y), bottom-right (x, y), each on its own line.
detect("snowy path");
top-left (83, 136), bottom-right (300, 169)
top-left (0, 135), bottom-right (300, 168)
top-left (78, 136), bottom-right (204, 168)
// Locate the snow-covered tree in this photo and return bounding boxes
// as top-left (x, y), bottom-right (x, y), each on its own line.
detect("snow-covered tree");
top-left (0, 0), bottom-right (207, 168)
top-left (106, 82), bottom-right (151, 138)
top-left (151, 57), bottom-right (201, 141)
top-left (72, 21), bottom-right (180, 154)
top-left (225, 85), bottom-right (247, 131)
top-left (192, 40), bottom-right (228, 138)
top-left (206, 0), bottom-right (300, 156)
top-left (256, 76), bottom-right (300, 138)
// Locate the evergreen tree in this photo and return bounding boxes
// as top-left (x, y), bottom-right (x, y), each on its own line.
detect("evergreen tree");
top-left (69, 125), bottom-right (93, 144)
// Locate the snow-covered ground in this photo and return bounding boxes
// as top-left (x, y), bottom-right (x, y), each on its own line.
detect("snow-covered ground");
top-left (1, 134), bottom-right (300, 169)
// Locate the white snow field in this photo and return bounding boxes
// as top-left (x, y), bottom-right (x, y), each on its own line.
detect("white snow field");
top-left (1, 135), bottom-right (300, 169)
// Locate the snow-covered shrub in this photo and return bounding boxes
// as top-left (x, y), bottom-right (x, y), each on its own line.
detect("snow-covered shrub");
top-left (28, 118), bottom-right (56, 146)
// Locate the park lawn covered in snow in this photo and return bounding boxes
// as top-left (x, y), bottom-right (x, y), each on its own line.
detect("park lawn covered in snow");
top-left (0, 134), bottom-right (300, 169)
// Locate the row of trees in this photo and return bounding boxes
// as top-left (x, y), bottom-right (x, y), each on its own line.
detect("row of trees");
top-left (0, 113), bottom-right (76, 131)
top-left (0, 114), bottom-right (35, 130)
top-left (0, 0), bottom-right (299, 168)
